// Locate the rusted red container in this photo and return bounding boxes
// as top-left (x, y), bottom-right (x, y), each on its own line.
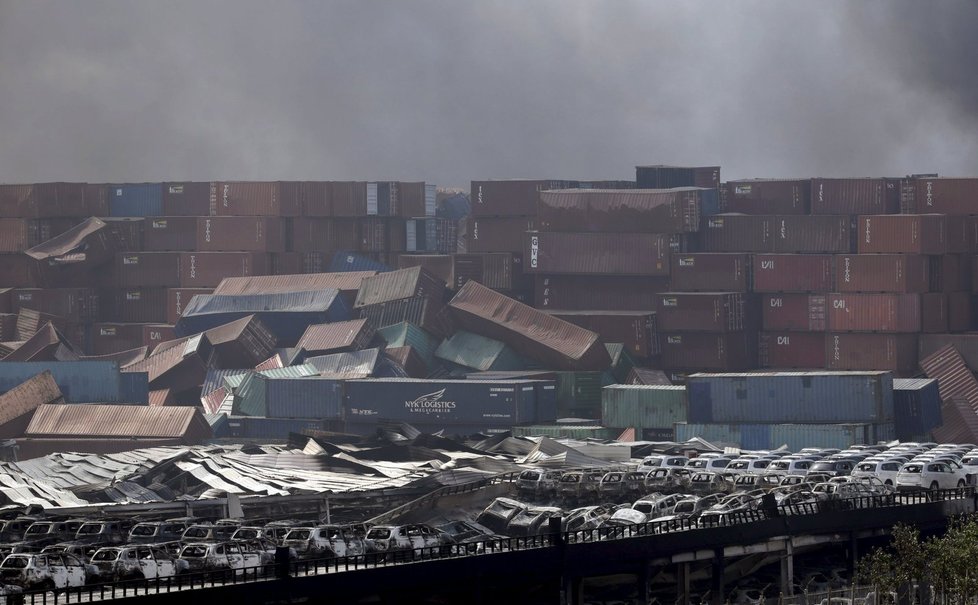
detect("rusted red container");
top-left (465, 217), bottom-right (538, 253)
top-left (12, 288), bottom-right (99, 322)
top-left (396, 254), bottom-right (454, 287)
top-left (329, 182), bottom-right (368, 217)
top-left (165, 288), bottom-right (213, 325)
top-left (810, 178), bottom-right (893, 215)
top-left (471, 179), bottom-right (577, 217)
top-left (98, 288), bottom-right (167, 323)
top-left (669, 253), bottom-right (751, 292)
top-left (141, 324), bottom-right (176, 349)
top-left (0, 219), bottom-right (80, 252)
top-left (826, 293), bottom-right (920, 332)
top-left (0, 313), bottom-right (16, 342)
top-left (291, 217), bottom-right (360, 253)
top-left (197, 217), bottom-right (284, 252)
top-left (913, 178), bottom-right (978, 215)
top-left (177, 252), bottom-right (270, 288)
top-left (162, 182), bottom-right (213, 216)
top-left (0, 183), bottom-right (86, 218)
top-left (949, 292), bottom-right (974, 332)
top-left (524, 231), bottom-right (677, 276)
top-left (359, 217), bottom-right (407, 252)
top-left (453, 253), bottom-right (527, 291)
top-left (723, 180), bottom-right (810, 214)
top-left (773, 215), bottom-right (853, 253)
top-left (857, 215), bottom-right (947, 254)
top-left (102, 218), bottom-right (144, 252)
top-left (534, 275), bottom-right (669, 310)
top-left (759, 331), bottom-right (826, 369)
top-left (538, 188), bottom-right (707, 233)
top-left (834, 254), bottom-right (929, 293)
top-left (143, 217), bottom-right (197, 251)
top-left (930, 255), bottom-right (969, 293)
top-left (0, 255), bottom-right (37, 287)
top-left (270, 252), bottom-right (303, 275)
top-left (399, 182), bottom-right (435, 218)
top-left (920, 294), bottom-right (949, 333)
top-left (699, 215), bottom-right (773, 252)
top-left (115, 252), bottom-right (181, 288)
top-left (90, 323), bottom-right (145, 355)
top-left (752, 254), bottom-right (833, 293)
top-left (659, 332), bottom-right (757, 371)
top-left (762, 294), bottom-right (827, 331)
top-left (211, 181), bottom-right (302, 217)
top-left (549, 310), bottom-right (659, 359)
top-left (0, 219), bottom-right (31, 252)
top-left (826, 333), bottom-right (918, 373)
top-left (83, 184), bottom-right (108, 216)
top-left (946, 216), bottom-right (974, 254)
top-left (655, 292), bottom-right (756, 332)
top-left (300, 181), bottom-right (331, 217)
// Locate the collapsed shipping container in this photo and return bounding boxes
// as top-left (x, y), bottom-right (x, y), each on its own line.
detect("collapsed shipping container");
top-left (892, 378), bottom-right (943, 441)
top-left (548, 310), bottom-right (658, 359)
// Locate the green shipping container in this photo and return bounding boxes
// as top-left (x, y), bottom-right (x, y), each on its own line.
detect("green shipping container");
top-left (511, 424), bottom-right (622, 440)
top-left (378, 322), bottom-right (440, 369)
top-left (556, 371), bottom-right (615, 419)
top-left (435, 330), bottom-right (527, 372)
top-left (602, 384), bottom-right (687, 432)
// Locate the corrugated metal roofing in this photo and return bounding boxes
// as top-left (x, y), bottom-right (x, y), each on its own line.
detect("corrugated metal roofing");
top-left (213, 272), bottom-right (376, 295)
top-left (296, 318), bottom-right (374, 355)
top-left (920, 345), bottom-right (978, 442)
top-left (3, 323), bottom-right (79, 362)
top-left (0, 371), bottom-right (62, 427)
top-left (354, 266), bottom-right (445, 308)
top-left (25, 404), bottom-right (212, 440)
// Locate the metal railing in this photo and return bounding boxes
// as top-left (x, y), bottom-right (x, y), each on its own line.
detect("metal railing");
top-left (366, 471), bottom-right (519, 525)
top-left (4, 486), bottom-right (972, 603)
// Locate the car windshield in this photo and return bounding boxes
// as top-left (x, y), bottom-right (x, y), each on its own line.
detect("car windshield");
top-left (857, 463), bottom-right (876, 472)
top-left (181, 546), bottom-right (208, 558)
top-left (92, 550), bottom-right (120, 562)
top-left (903, 465), bottom-right (922, 473)
top-left (810, 462), bottom-right (836, 472)
top-left (131, 525), bottom-right (157, 536)
top-left (674, 501), bottom-right (695, 514)
top-left (184, 527), bottom-right (210, 538)
top-left (286, 530), bottom-right (311, 541)
top-left (366, 528), bottom-right (391, 540)
top-left (770, 461), bottom-right (790, 470)
top-left (1, 556), bottom-right (29, 569)
top-left (519, 471), bottom-right (540, 481)
top-left (77, 524), bottom-right (103, 535)
top-left (25, 524), bottom-right (50, 535)
top-left (233, 529), bottom-right (258, 540)
top-left (560, 475), bottom-right (581, 483)
top-left (728, 461), bottom-right (749, 470)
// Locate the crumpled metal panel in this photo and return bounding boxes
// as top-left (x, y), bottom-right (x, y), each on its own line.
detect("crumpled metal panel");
top-left (920, 344), bottom-right (978, 443)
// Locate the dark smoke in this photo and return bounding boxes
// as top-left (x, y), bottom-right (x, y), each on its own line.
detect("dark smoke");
top-left (0, 1), bottom-right (974, 188)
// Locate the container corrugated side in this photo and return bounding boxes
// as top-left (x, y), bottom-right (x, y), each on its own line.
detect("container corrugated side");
top-left (773, 215), bottom-right (853, 253)
top-left (656, 292), bottom-right (754, 333)
top-left (825, 293), bottom-right (920, 333)
top-left (857, 215), bottom-right (947, 254)
top-left (601, 384), bottom-right (686, 431)
top-left (659, 332), bottom-right (758, 372)
top-left (826, 333), bottom-right (919, 373)
top-left (723, 179), bottom-right (810, 214)
top-left (227, 416), bottom-right (324, 439)
top-left (534, 275), bottom-right (669, 311)
top-left (537, 188), bottom-right (707, 233)
top-left (758, 332), bottom-right (826, 369)
top-left (674, 422), bottom-right (881, 451)
top-left (835, 254), bottom-right (930, 293)
top-left (893, 378), bottom-right (943, 440)
top-left (669, 254), bottom-right (751, 292)
top-left (434, 330), bottom-right (526, 372)
top-left (549, 310), bottom-right (658, 359)
top-left (920, 334), bottom-right (978, 372)
top-left (377, 322), bottom-right (440, 368)
top-left (0, 361), bottom-right (123, 403)
top-left (525, 231), bottom-right (676, 276)
top-left (465, 217), bottom-right (538, 253)
top-left (811, 178), bottom-right (890, 214)
top-left (698, 215), bottom-right (773, 252)
top-left (265, 377), bottom-right (344, 419)
top-left (752, 254), bottom-right (834, 293)
top-left (913, 178), bottom-right (978, 215)
top-left (761, 294), bottom-right (827, 331)
top-left (106, 183), bottom-right (163, 217)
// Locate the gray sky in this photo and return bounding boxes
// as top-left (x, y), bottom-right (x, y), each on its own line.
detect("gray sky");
top-left (0, 1), bottom-right (975, 188)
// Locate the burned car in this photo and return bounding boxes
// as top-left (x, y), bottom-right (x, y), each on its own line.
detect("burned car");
top-left (89, 546), bottom-right (181, 581)
top-left (0, 553), bottom-right (88, 590)
top-left (282, 526), bottom-right (365, 560)
top-left (178, 542), bottom-right (260, 575)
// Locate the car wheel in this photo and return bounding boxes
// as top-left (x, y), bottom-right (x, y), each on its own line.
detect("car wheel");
top-left (930, 481), bottom-right (940, 490)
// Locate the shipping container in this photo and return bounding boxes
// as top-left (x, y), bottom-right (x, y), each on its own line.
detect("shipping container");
top-left (305, 348), bottom-right (380, 379)
top-left (601, 384), bottom-right (686, 431)
top-left (211, 181), bottom-right (301, 217)
top-left (290, 217), bottom-right (360, 253)
top-left (0, 313), bottom-right (16, 342)
top-left (377, 322), bottom-right (440, 368)
top-left (534, 274), bottom-right (668, 311)
top-left (554, 371), bottom-right (614, 419)
top-left (699, 215), bottom-right (773, 252)
top-left (298, 181), bottom-right (331, 217)
top-left (115, 252), bottom-right (182, 288)
top-left (525, 231), bottom-right (678, 276)
top-left (920, 294), bottom-right (949, 333)
top-left (453, 253), bottom-right (526, 291)
top-left (636, 166), bottom-right (720, 190)
top-left (399, 182), bottom-right (437, 218)
top-left (686, 371), bottom-right (894, 424)
top-left (234, 374), bottom-right (344, 419)
top-left (177, 252), bottom-right (270, 288)
top-left (295, 318), bottom-right (375, 357)
top-left (669, 253), bottom-right (751, 292)
top-left (933, 254), bottom-right (972, 293)
top-left (773, 215), bottom-right (854, 254)
top-left (761, 294), bottom-right (826, 331)
top-left (359, 297), bottom-right (445, 335)
top-left (464, 217), bottom-right (538, 253)
top-left (549, 310), bottom-right (658, 359)
top-left (834, 254), bottom-right (929, 293)
top-left (913, 178), bottom-right (978, 215)
top-left (674, 422), bottom-right (889, 451)
top-left (26, 218), bottom-right (121, 287)
top-left (435, 331), bottom-right (526, 372)
top-left (758, 331), bottom-right (827, 369)
top-left (659, 332), bottom-right (758, 371)
top-left (141, 324), bottom-right (176, 349)
top-left (405, 218), bottom-right (456, 253)
top-left (354, 266), bottom-right (446, 309)
top-left (893, 378), bottom-right (943, 441)
top-left (89, 323), bottom-right (145, 356)
top-left (752, 254), bottom-right (834, 293)
top-left (0, 183), bottom-right (86, 218)
top-left (825, 333), bottom-right (918, 373)
top-left (470, 179), bottom-right (578, 217)
top-left (144, 217), bottom-right (284, 252)
top-left (328, 181), bottom-right (368, 217)
top-left (656, 292), bottom-right (754, 333)
top-left (0, 254), bottom-right (37, 288)
top-left (810, 178), bottom-right (893, 214)
top-left (12, 288), bottom-right (98, 323)
top-left (227, 416), bottom-right (326, 440)
top-left (165, 288), bottom-right (213, 325)
top-left (448, 281), bottom-right (610, 371)
top-left (857, 215), bottom-right (947, 254)
top-left (161, 182), bottom-right (213, 216)
top-left (327, 250), bottom-right (393, 273)
top-left (205, 315), bottom-right (278, 369)
top-left (0, 361), bottom-right (124, 403)
top-left (82, 183), bottom-right (108, 216)
top-left (98, 288), bottom-right (167, 323)
top-left (358, 217), bottom-right (406, 252)
top-left (948, 292), bottom-right (974, 332)
top-left (627, 367), bottom-right (674, 386)
top-left (106, 183), bottom-right (163, 217)
top-left (537, 188), bottom-right (714, 233)
top-left (396, 254), bottom-right (454, 287)
top-left (344, 378), bottom-right (540, 425)
top-left (722, 179), bottom-right (810, 214)
top-left (825, 293), bottom-right (920, 333)
top-left (0, 218), bottom-right (78, 253)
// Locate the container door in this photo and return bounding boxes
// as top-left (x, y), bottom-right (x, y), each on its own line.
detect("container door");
top-left (425, 184), bottom-right (436, 217)
top-left (367, 183), bottom-right (379, 216)
top-left (687, 382), bottom-right (713, 423)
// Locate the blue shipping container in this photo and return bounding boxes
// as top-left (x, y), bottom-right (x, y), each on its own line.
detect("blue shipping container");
top-left (686, 371), bottom-right (894, 424)
top-left (0, 361), bottom-right (123, 403)
top-left (119, 372), bottom-right (149, 405)
top-left (107, 183), bottom-right (163, 217)
top-left (893, 378), bottom-right (943, 441)
top-left (227, 416), bottom-right (324, 440)
top-left (535, 382), bottom-right (558, 423)
top-left (675, 422), bottom-right (890, 451)
top-left (266, 377), bottom-right (344, 419)
top-left (328, 251), bottom-right (392, 273)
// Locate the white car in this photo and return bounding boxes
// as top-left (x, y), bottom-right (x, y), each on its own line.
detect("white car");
top-left (686, 457), bottom-right (732, 471)
top-left (852, 460), bottom-right (903, 486)
top-left (766, 458), bottom-right (815, 477)
top-left (90, 546), bottom-right (180, 581)
top-left (725, 458), bottom-right (772, 476)
top-left (896, 461), bottom-right (968, 491)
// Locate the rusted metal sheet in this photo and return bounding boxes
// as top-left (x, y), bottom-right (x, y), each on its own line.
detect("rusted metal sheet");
top-left (524, 231), bottom-right (676, 276)
top-left (835, 254), bottom-right (929, 293)
top-left (773, 215), bottom-right (853, 253)
top-left (177, 252), bottom-right (270, 288)
top-left (165, 288), bottom-right (213, 325)
top-left (0, 371), bottom-right (63, 437)
top-left (290, 217), bottom-right (360, 253)
top-left (723, 179), bottom-right (810, 214)
top-left (826, 333), bottom-right (918, 373)
top-left (537, 188), bottom-right (708, 233)
top-left (762, 294), bottom-right (827, 331)
top-left (296, 318), bottom-right (375, 356)
top-left (913, 178), bottom-right (978, 215)
top-left (448, 280), bottom-right (610, 370)
top-left (3, 322), bottom-right (80, 363)
top-left (810, 178), bottom-right (893, 214)
top-left (752, 254), bottom-right (833, 293)
top-left (354, 266), bottom-right (446, 308)
top-left (396, 254), bottom-right (454, 287)
top-left (549, 310), bottom-right (658, 358)
top-left (162, 182), bottom-right (213, 216)
top-left (470, 179), bottom-right (577, 217)
top-left (826, 293), bottom-right (920, 332)
top-left (98, 288), bottom-right (166, 323)
top-left (12, 288), bottom-right (98, 323)
top-left (949, 292), bottom-right (974, 332)
top-left (453, 253), bottom-right (525, 291)
top-left (659, 332), bottom-right (757, 371)
top-left (669, 253), bottom-right (751, 292)
top-left (921, 345), bottom-right (978, 436)
top-left (758, 331), bottom-right (826, 369)
top-left (534, 274), bottom-right (669, 310)
top-left (656, 292), bottom-right (755, 332)
top-left (211, 181), bottom-right (301, 217)
top-left (464, 217), bottom-right (538, 253)
top-left (857, 215), bottom-right (947, 254)
top-left (698, 214), bottom-right (773, 252)
top-left (14, 308), bottom-right (70, 342)
top-left (25, 404), bottom-right (212, 440)
top-left (920, 293), bottom-right (949, 333)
